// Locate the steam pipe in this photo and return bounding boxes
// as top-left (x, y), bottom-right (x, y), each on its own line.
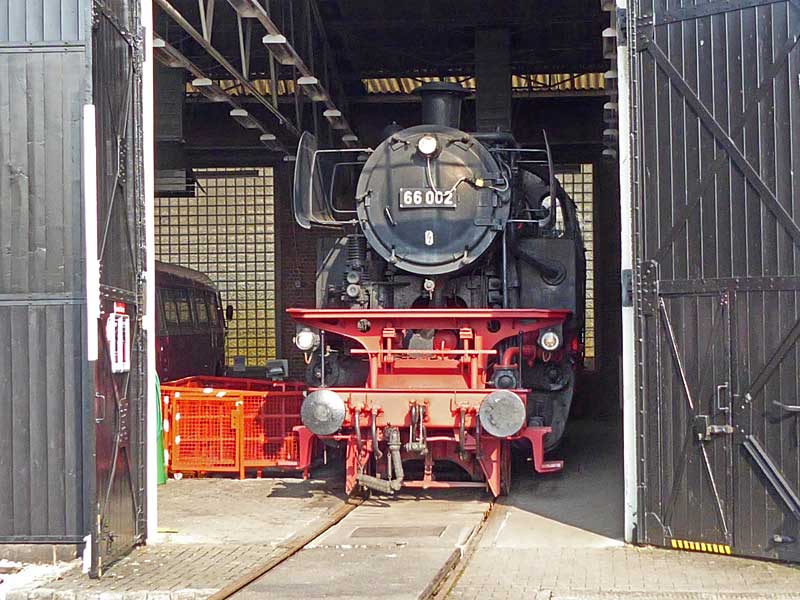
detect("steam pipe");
top-left (458, 408), bottom-right (467, 460)
top-left (511, 246), bottom-right (566, 284)
top-left (354, 408), bottom-right (361, 453)
top-left (499, 346), bottom-right (519, 367)
top-left (371, 408), bottom-right (383, 460)
top-left (357, 427), bottom-right (403, 494)
top-left (498, 345), bottom-right (538, 368)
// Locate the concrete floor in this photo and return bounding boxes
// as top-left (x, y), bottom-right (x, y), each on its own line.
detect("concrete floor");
top-left (157, 471), bottom-right (346, 545)
top-left (491, 416), bottom-right (625, 549)
top-left (232, 490), bottom-right (490, 600)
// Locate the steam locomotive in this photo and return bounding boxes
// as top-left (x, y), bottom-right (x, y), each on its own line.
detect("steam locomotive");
top-left (289, 83), bottom-right (585, 497)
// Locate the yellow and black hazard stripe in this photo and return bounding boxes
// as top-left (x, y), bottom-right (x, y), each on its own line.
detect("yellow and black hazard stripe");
top-left (670, 538), bottom-right (732, 554)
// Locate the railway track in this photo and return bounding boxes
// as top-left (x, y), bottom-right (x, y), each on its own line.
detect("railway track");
top-left (208, 494), bottom-right (366, 600)
top-left (426, 500), bottom-right (497, 600)
top-left (208, 492), bottom-right (496, 600)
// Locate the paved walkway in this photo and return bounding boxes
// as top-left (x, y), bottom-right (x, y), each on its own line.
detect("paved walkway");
top-left (7, 420), bottom-right (800, 600)
top-left (449, 418), bottom-right (800, 600)
top-left (6, 470), bottom-right (345, 600)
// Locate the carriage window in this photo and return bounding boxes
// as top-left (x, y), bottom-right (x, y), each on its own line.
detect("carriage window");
top-left (175, 289), bottom-right (193, 326)
top-left (162, 288), bottom-right (179, 327)
top-left (156, 289), bottom-right (168, 333)
top-left (207, 293), bottom-right (220, 326)
top-left (193, 292), bottom-right (210, 324)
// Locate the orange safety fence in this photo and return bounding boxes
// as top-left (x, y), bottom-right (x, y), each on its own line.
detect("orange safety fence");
top-left (161, 378), bottom-right (311, 479)
top-left (166, 375), bottom-right (305, 392)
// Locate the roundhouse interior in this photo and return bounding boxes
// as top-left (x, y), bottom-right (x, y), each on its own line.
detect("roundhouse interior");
top-left (153, 0), bottom-right (622, 539)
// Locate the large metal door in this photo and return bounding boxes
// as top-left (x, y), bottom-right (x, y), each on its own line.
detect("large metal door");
top-left (89, 0), bottom-right (147, 575)
top-left (631, 0), bottom-right (800, 561)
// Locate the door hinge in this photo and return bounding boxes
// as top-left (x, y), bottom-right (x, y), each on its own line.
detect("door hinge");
top-left (617, 7), bottom-right (628, 46)
top-left (639, 260), bottom-right (658, 316)
top-left (636, 14), bottom-right (654, 50)
top-left (621, 268), bottom-right (633, 307)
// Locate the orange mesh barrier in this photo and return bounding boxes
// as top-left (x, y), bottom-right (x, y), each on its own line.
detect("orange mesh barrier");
top-left (161, 379), bottom-right (309, 479)
top-left (166, 375), bottom-right (304, 392)
top-left (168, 392), bottom-right (241, 472)
top-left (241, 391), bottom-right (303, 469)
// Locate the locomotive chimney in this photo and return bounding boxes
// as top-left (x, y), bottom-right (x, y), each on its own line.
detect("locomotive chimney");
top-left (416, 82), bottom-right (469, 129)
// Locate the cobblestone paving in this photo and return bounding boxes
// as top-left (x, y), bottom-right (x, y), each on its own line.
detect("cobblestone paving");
top-left (448, 546), bottom-right (800, 600)
top-left (449, 420), bottom-right (800, 600)
top-left (7, 544), bottom-right (278, 600)
top-left (6, 471), bottom-right (345, 600)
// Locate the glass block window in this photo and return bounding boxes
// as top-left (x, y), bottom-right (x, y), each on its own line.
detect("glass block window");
top-left (154, 167), bottom-right (277, 367)
top-left (555, 164), bottom-right (595, 370)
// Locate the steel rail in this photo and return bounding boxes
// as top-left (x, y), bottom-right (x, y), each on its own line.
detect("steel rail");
top-left (425, 500), bottom-right (497, 599)
top-left (208, 494), bottom-right (365, 600)
top-left (154, 0), bottom-right (299, 137)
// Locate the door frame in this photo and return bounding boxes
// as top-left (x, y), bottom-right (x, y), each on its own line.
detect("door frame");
top-left (617, 0), bottom-right (639, 544)
top-left (142, 0), bottom-right (159, 545)
top-left (83, 0), bottom-right (152, 575)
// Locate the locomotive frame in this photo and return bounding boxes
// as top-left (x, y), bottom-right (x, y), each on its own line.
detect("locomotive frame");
top-left (289, 83), bottom-right (585, 497)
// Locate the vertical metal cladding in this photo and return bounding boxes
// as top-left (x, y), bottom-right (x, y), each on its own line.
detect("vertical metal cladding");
top-left (632, 0), bottom-right (800, 562)
top-left (0, 304), bottom-right (84, 540)
top-left (0, 50), bottom-right (86, 295)
top-left (0, 0), bottom-right (89, 43)
top-left (0, 0), bottom-right (89, 542)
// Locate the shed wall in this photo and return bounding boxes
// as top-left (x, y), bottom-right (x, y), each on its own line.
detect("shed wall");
top-left (0, 0), bottom-right (88, 43)
top-left (0, 2), bottom-right (88, 543)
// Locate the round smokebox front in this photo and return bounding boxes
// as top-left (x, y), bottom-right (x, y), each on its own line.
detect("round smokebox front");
top-left (355, 125), bottom-right (510, 276)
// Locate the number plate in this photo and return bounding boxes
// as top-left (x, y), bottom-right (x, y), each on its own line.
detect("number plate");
top-left (399, 188), bottom-right (457, 209)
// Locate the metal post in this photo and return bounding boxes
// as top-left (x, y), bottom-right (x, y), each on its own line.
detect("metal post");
top-left (265, 0), bottom-right (279, 109)
top-left (617, 0), bottom-right (638, 545)
top-left (141, 0), bottom-right (159, 543)
top-left (502, 225), bottom-right (509, 308)
top-left (320, 330), bottom-right (326, 386)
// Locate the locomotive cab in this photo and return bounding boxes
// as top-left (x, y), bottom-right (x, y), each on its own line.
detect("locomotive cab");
top-left (289, 83), bottom-right (585, 497)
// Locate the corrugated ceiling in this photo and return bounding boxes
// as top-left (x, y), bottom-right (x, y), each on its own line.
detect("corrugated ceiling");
top-left (188, 73), bottom-right (605, 97)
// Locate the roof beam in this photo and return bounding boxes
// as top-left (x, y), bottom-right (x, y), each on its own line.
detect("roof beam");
top-left (155, 0), bottom-right (299, 137)
top-left (226, 0), bottom-right (358, 143)
top-left (153, 36), bottom-right (277, 141)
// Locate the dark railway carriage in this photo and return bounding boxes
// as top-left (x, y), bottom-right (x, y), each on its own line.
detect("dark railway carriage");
top-left (154, 261), bottom-right (227, 382)
top-left (289, 83), bottom-right (586, 496)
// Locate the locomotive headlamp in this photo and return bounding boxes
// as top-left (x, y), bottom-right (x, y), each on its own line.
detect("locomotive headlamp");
top-left (301, 389), bottom-right (346, 435)
top-left (539, 330), bottom-right (561, 352)
top-left (295, 328), bottom-right (319, 352)
top-left (417, 135), bottom-right (438, 156)
top-left (479, 390), bottom-right (526, 438)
